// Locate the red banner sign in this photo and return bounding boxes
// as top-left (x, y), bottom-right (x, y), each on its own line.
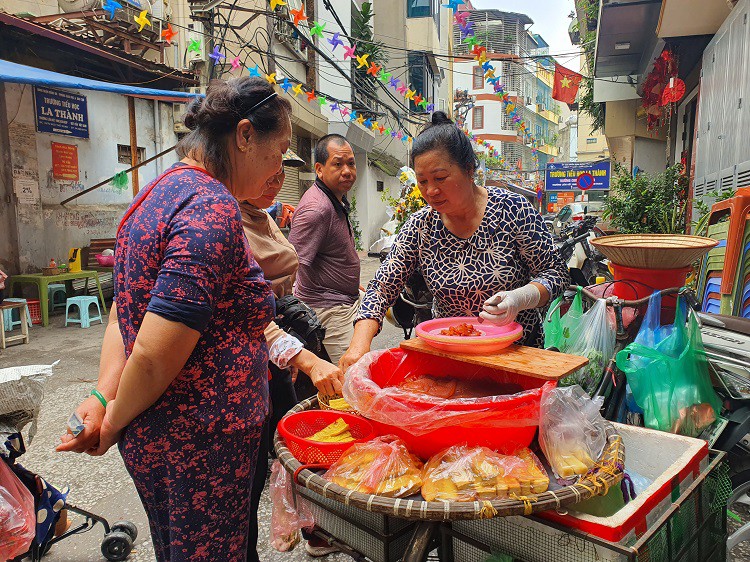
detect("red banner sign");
top-left (51, 142), bottom-right (79, 181)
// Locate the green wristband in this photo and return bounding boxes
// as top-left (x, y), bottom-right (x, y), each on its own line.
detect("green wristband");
top-left (90, 389), bottom-right (108, 408)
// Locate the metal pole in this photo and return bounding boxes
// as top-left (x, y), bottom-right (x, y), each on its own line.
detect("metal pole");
top-left (128, 97), bottom-right (139, 196)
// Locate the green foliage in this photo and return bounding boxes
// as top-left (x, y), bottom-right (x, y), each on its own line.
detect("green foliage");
top-left (350, 195), bottom-right (363, 251)
top-left (603, 164), bottom-right (689, 234)
top-left (579, 75), bottom-right (605, 134)
top-left (351, 2), bottom-right (387, 102)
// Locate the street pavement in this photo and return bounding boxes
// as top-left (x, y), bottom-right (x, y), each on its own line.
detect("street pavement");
top-left (0, 255), bottom-right (400, 562)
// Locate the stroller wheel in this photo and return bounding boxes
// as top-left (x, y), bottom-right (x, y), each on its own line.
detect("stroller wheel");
top-left (112, 520), bottom-right (138, 542)
top-left (101, 531), bottom-right (133, 561)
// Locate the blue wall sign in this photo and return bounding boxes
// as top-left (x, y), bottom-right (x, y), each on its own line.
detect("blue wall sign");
top-left (545, 161), bottom-right (610, 191)
top-left (34, 86), bottom-right (89, 139)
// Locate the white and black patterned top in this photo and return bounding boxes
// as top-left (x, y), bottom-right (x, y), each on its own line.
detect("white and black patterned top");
top-left (358, 188), bottom-right (570, 347)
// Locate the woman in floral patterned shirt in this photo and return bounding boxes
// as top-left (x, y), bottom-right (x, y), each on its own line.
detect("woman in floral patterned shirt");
top-left (58, 78), bottom-right (292, 561)
top-left (341, 112), bottom-right (569, 371)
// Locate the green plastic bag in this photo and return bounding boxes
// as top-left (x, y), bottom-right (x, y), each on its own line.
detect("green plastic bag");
top-left (544, 287), bottom-right (583, 350)
top-left (616, 298), bottom-right (721, 437)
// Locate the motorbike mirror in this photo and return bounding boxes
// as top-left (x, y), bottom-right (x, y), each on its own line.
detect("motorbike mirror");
top-left (584, 206), bottom-right (588, 214)
top-left (557, 206), bottom-right (572, 223)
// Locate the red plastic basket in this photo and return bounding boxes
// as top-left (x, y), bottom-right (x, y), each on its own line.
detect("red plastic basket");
top-left (277, 410), bottom-right (375, 468)
top-left (26, 300), bottom-right (42, 325)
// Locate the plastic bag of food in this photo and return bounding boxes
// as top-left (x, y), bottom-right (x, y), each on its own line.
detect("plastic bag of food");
top-left (342, 350), bottom-right (553, 437)
top-left (558, 298), bottom-right (616, 395)
top-left (0, 460), bottom-right (35, 560)
top-left (544, 287), bottom-right (584, 350)
top-left (539, 385), bottom-right (607, 482)
top-left (616, 298), bottom-right (721, 436)
top-left (269, 460), bottom-right (313, 552)
top-left (324, 435), bottom-right (423, 497)
top-left (421, 445), bottom-right (549, 502)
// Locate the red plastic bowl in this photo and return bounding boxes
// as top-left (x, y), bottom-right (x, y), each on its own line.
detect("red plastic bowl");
top-left (355, 349), bottom-right (553, 459)
top-left (277, 410), bottom-right (375, 467)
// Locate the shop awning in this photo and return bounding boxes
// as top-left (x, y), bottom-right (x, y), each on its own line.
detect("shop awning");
top-left (0, 58), bottom-right (201, 102)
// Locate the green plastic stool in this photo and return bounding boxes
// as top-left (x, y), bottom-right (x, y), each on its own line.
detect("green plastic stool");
top-left (48, 284), bottom-right (67, 313)
top-left (64, 296), bottom-right (103, 329)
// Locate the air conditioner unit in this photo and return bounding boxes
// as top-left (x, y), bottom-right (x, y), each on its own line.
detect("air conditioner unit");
top-left (345, 122), bottom-right (376, 153)
top-left (186, 22), bottom-right (206, 65)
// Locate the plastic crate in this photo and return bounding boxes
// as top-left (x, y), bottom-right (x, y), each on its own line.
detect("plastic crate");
top-left (443, 452), bottom-right (730, 562)
top-left (538, 423), bottom-right (709, 542)
top-left (26, 300), bottom-right (41, 325)
top-left (294, 484), bottom-right (415, 562)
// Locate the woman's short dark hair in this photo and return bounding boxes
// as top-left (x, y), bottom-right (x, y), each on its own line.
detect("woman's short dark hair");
top-left (411, 111), bottom-right (479, 177)
top-left (177, 77), bottom-right (292, 180)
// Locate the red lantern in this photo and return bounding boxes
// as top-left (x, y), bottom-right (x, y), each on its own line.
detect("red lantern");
top-left (661, 77), bottom-right (686, 106)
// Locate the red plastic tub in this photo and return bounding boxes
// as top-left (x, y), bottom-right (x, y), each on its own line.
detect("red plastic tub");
top-left (351, 349), bottom-right (553, 460)
top-left (610, 263), bottom-right (690, 301)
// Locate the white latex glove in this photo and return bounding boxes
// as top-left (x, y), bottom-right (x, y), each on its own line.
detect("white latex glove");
top-left (480, 284), bottom-right (542, 326)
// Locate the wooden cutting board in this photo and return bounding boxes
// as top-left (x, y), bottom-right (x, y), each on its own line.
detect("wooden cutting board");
top-left (399, 338), bottom-right (588, 381)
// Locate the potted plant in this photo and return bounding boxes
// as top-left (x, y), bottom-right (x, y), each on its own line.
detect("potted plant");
top-left (603, 163), bottom-right (689, 234)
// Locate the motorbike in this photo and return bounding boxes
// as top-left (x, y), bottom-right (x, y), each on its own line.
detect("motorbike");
top-left (556, 214), bottom-right (612, 287)
top-left (698, 313), bottom-right (750, 487)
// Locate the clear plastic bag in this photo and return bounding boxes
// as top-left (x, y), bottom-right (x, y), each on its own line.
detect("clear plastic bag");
top-left (539, 385), bottom-right (607, 482)
top-left (616, 298), bottom-right (721, 436)
top-left (553, 298), bottom-right (615, 395)
top-left (421, 445), bottom-right (549, 502)
top-left (342, 350), bottom-right (552, 437)
top-left (269, 460), bottom-right (313, 552)
top-left (324, 435), bottom-right (423, 497)
top-left (0, 460), bottom-right (35, 560)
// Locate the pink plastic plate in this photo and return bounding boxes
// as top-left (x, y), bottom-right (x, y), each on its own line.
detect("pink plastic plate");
top-left (415, 317), bottom-right (523, 354)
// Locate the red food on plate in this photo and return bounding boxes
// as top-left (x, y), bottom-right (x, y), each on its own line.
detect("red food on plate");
top-left (440, 322), bottom-right (483, 337)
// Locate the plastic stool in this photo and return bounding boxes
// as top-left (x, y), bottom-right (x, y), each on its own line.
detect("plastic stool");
top-left (3, 298), bottom-right (32, 331)
top-left (48, 284), bottom-right (67, 313)
top-left (65, 296), bottom-right (103, 329)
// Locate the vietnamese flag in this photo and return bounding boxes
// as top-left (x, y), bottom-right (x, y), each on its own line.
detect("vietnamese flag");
top-left (552, 63), bottom-right (583, 104)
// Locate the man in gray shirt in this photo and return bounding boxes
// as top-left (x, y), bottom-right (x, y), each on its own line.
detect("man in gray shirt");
top-left (289, 134), bottom-right (361, 367)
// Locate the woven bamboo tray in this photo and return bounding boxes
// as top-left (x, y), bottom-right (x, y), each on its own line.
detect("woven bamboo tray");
top-left (274, 397), bottom-right (625, 521)
top-left (590, 234), bottom-right (717, 269)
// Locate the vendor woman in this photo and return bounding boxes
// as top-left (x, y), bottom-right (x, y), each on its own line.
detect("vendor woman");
top-left (340, 111), bottom-right (569, 371)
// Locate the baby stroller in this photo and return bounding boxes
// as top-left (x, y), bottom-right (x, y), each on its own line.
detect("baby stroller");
top-left (0, 363), bottom-right (137, 561)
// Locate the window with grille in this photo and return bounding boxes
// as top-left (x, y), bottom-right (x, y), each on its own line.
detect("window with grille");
top-left (472, 106), bottom-right (484, 129)
top-left (408, 52), bottom-right (435, 112)
top-left (473, 66), bottom-right (484, 90)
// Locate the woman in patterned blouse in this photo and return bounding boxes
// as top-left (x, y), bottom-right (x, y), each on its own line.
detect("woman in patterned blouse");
top-left (58, 78), bottom-right (292, 561)
top-left (341, 112), bottom-right (569, 370)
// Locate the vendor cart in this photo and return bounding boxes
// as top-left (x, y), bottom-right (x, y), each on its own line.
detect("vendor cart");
top-left (274, 395), bottom-right (729, 562)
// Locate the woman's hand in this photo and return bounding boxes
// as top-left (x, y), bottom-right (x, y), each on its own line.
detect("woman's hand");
top-left (308, 359), bottom-right (344, 397)
top-left (480, 284), bottom-right (543, 326)
top-left (56, 394), bottom-right (106, 453)
top-left (89, 400), bottom-right (124, 456)
top-left (339, 344), bottom-right (369, 374)
top-left (339, 319), bottom-right (379, 374)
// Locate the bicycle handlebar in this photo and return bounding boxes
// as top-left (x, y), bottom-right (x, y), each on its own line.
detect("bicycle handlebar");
top-left (570, 285), bottom-right (686, 307)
